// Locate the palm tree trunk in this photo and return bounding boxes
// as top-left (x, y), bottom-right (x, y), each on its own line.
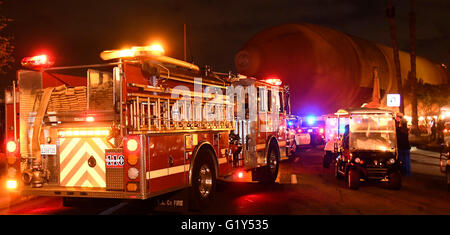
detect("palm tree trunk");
top-left (386, 0), bottom-right (404, 114)
top-left (409, 0), bottom-right (419, 132)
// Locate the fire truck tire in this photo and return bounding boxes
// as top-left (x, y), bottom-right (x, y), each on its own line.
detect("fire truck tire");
top-left (260, 140), bottom-right (280, 183)
top-left (347, 169), bottom-right (360, 190)
top-left (189, 149), bottom-right (216, 211)
top-left (388, 170), bottom-right (402, 190)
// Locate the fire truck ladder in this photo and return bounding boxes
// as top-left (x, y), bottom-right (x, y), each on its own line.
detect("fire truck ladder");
top-left (127, 84), bottom-right (233, 133)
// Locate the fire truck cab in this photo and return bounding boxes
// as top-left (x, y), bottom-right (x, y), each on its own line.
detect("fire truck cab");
top-left (4, 46), bottom-right (291, 210)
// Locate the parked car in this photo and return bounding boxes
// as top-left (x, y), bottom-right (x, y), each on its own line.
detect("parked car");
top-left (299, 116), bottom-right (325, 147)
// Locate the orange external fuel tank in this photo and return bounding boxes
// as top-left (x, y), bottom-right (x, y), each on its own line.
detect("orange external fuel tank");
top-left (235, 23), bottom-right (447, 115)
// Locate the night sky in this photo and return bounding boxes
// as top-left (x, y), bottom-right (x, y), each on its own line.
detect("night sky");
top-left (1, 0), bottom-right (449, 87)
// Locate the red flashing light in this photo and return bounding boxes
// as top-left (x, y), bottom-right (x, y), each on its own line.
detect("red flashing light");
top-left (86, 116), bottom-right (95, 122)
top-left (6, 140), bottom-right (17, 153)
top-left (297, 129), bottom-right (302, 133)
top-left (264, 76), bottom-right (282, 86)
top-left (444, 129), bottom-right (448, 133)
top-left (237, 171), bottom-right (244, 179)
top-left (21, 55), bottom-right (54, 68)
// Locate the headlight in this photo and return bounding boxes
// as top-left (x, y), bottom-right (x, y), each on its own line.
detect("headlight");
top-left (354, 157), bottom-right (361, 164)
top-left (127, 167), bottom-right (139, 180)
top-left (388, 158), bottom-right (396, 165)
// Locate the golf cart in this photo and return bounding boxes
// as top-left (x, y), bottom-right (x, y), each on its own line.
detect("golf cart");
top-left (335, 108), bottom-right (402, 190)
top-left (323, 109), bottom-right (349, 168)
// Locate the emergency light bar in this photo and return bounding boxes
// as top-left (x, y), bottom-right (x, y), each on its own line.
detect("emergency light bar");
top-left (21, 54), bottom-right (54, 68)
top-left (100, 44), bottom-right (200, 71)
top-left (263, 77), bottom-right (282, 86)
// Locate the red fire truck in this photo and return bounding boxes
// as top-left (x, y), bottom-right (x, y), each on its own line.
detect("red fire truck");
top-left (3, 45), bottom-right (293, 210)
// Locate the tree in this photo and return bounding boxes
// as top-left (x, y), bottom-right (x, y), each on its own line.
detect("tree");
top-left (415, 81), bottom-right (450, 118)
top-left (409, 0), bottom-right (419, 134)
top-left (386, 0), bottom-right (404, 114)
top-left (0, 1), bottom-right (14, 75)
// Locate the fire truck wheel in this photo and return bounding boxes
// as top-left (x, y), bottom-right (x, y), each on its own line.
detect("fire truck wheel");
top-left (189, 149), bottom-right (216, 211)
top-left (347, 169), bottom-right (360, 190)
top-left (260, 141), bottom-right (280, 183)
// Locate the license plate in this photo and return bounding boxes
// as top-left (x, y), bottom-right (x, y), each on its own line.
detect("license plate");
top-left (41, 144), bottom-right (57, 155)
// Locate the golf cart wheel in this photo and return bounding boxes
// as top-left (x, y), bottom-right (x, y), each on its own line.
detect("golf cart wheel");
top-left (323, 151), bottom-right (332, 168)
top-left (440, 154), bottom-right (447, 173)
top-left (347, 169), bottom-right (360, 190)
top-left (447, 167), bottom-right (450, 191)
top-left (388, 170), bottom-right (402, 190)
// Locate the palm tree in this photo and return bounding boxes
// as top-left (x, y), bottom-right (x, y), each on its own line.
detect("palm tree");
top-left (386, 0), bottom-right (404, 114)
top-left (409, 0), bottom-right (419, 133)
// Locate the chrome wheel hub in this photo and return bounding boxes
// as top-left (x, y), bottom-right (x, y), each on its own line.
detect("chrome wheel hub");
top-left (197, 164), bottom-right (213, 199)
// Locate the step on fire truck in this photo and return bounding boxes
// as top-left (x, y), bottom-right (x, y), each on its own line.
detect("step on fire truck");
top-left (4, 45), bottom-right (293, 210)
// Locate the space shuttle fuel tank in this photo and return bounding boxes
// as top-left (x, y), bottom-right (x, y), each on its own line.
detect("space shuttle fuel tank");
top-left (235, 23), bottom-right (447, 115)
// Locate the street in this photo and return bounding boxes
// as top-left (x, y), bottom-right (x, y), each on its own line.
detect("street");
top-left (1, 146), bottom-right (449, 215)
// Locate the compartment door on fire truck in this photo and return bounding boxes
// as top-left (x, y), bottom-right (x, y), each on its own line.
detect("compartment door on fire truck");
top-left (59, 136), bottom-right (111, 188)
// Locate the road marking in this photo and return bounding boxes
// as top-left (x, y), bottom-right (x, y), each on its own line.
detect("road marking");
top-left (98, 202), bottom-right (128, 215)
top-left (291, 174), bottom-right (298, 184)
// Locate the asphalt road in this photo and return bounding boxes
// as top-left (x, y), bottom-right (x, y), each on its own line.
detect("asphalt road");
top-left (1, 146), bottom-right (449, 215)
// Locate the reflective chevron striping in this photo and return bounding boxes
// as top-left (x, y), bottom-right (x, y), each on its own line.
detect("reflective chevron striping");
top-left (59, 137), bottom-right (111, 188)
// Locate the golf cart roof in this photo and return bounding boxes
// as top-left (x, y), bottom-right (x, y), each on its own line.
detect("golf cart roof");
top-left (347, 108), bottom-right (394, 115)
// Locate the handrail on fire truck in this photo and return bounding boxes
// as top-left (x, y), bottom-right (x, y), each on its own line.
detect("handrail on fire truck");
top-left (126, 82), bottom-right (233, 134)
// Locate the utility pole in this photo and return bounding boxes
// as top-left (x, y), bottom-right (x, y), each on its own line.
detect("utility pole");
top-left (386, 0), bottom-right (404, 114)
top-left (409, 0), bottom-right (419, 132)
